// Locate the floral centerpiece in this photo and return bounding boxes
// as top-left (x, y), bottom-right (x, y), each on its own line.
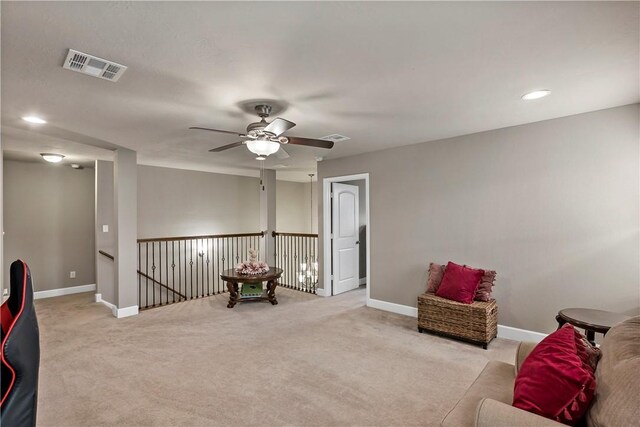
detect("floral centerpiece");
top-left (235, 248), bottom-right (269, 275)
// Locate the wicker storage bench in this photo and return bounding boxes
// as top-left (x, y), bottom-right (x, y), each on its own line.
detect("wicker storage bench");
top-left (417, 293), bottom-right (497, 349)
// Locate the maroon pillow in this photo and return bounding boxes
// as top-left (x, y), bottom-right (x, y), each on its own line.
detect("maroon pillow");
top-left (435, 262), bottom-right (484, 304)
top-left (513, 325), bottom-right (597, 425)
top-left (426, 263), bottom-right (445, 293)
top-left (475, 270), bottom-right (496, 301)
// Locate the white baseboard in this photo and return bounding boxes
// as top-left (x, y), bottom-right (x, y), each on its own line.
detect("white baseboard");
top-left (315, 287), bottom-right (329, 297)
top-left (34, 284), bottom-right (96, 300)
top-left (367, 298), bottom-right (547, 342)
top-left (497, 325), bottom-right (547, 343)
top-left (115, 305), bottom-right (139, 318)
top-left (95, 293), bottom-right (138, 318)
top-left (95, 293), bottom-right (117, 316)
top-left (368, 298), bottom-right (418, 317)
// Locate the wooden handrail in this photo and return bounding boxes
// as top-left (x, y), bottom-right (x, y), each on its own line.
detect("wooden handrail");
top-left (98, 250), bottom-right (114, 260)
top-left (97, 250), bottom-right (187, 300)
top-left (272, 231), bottom-right (318, 238)
top-left (136, 271), bottom-right (187, 300)
top-left (137, 231), bottom-right (264, 243)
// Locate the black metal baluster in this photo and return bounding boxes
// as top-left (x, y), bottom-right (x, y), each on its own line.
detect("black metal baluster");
top-left (152, 242), bottom-right (157, 307)
top-left (189, 239), bottom-right (194, 299)
top-left (206, 238), bottom-right (210, 296)
top-left (138, 243), bottom-right (141, 308)
top-left (216, 238), bottom-right (220, 293)
top-left (145, 242), bottom-right (149, 308)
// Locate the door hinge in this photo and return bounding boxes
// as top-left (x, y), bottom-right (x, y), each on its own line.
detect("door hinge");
top-left (330, 233), bottom-right (334, 239)
top-left (330, 192), bottom-right (334, 198)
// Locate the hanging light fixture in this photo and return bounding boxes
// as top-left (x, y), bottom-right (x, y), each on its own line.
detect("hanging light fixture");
top-left (298, 173), bottom-right (318, 289)
top-left (246, 137), bottom-right (280, 157)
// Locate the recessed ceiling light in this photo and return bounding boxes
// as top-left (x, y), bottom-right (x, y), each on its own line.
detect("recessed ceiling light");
top-left (40, 153), bottom-right (65, 163)
top-left (521, 90), bottom-right (551, 101)
top-left (71, 163), bottom-right (83, 169)
top-left (22, 116), bottom-right (47, 124)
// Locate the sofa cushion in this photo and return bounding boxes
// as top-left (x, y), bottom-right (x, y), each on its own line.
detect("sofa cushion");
top-left (441, 360), bottom-right (514, 427)
top-left (586, 315), bottom-right (640, 427)
top-left (436, 262), bottom-right (484, 304)
top-left (513, 325), bottom-right (596, 426)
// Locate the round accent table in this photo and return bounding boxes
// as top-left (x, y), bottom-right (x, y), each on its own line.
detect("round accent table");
top-left (556, 308), bottom-right (630, 345)
top-left (220, 268), bottom-right (283, 308)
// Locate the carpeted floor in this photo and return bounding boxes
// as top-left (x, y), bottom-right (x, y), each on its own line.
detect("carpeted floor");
top-left (34, 288), bottom-right (518, 426)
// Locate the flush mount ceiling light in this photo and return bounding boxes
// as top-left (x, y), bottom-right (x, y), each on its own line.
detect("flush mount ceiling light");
top-left (40, 153), bottom-right (65, 163)
top-left (22, 116), bottom-right (47, 124)
top-left (522, 89), bottom-right (551, 101)
top-left (71, 163), bottom-right (84, 169)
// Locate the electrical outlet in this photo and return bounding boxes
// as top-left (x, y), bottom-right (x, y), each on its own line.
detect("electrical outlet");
top-left (102, 225), bottom-right (109, 232)
top-left (70, 271), bottom-right (76, 279)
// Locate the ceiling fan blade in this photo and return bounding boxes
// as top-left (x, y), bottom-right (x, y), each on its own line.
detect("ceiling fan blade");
top-left (263, 117), bottom-right (296, 137)
top-left (209, 141), bottom-right (245, 152)
top-left (190, 126), bottom-right (247, 137)
top-left (275, 146), bottom-right (290, 160)
top-left (286, 137), bottom-right (334, 149)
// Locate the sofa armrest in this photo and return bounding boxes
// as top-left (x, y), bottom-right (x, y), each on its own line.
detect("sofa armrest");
top-left (475, 398), bottom-right (564, 427)
top-left (515, 341), bottom-right (537, 375)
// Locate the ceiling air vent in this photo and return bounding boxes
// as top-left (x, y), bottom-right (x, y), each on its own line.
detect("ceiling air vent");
top-left (320, 134), bottom-right (350, 142)
top-left (62, 49), bottom-right (127, 82)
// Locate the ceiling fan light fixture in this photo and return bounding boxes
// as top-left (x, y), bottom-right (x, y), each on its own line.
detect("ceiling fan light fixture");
top-left (256, 156), bottom-right (266, 161)
top-left (246, 138), bottom-right (280, 157)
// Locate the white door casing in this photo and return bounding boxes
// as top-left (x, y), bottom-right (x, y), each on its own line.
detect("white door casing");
top-left (331, 183), bottom-right (360, 295)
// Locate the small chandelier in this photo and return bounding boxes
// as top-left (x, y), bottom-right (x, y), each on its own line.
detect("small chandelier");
top-left (298, 173), bottom-right (318, 290)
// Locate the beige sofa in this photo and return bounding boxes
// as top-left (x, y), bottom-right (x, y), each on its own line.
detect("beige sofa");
top-left (441, 316), bottom-right (640, 426)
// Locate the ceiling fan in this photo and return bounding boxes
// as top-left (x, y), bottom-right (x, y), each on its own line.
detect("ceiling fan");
top-left (190, 104), bottom-right (334, 160)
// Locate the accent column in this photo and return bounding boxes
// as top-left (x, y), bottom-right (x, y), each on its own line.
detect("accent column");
top-left (260, 169), bottom-right (276, 266)
top-left (114, 148), bottom-right (138, 317)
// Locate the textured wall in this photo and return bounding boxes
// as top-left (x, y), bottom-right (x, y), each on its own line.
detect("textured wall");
top-left (4, 160), bottom-right (95, 291)
top-left (318, 104), bottom-right (640, 333)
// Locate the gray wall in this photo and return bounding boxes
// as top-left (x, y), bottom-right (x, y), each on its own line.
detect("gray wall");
top-left (137, 165), bottom-right (313, 238)
top-left (95, 160), bottom-right (115, 303)
top-left (137, 165), bottom-right (261, 238)
top-left (318, 104), bottom-right (640, 333)
top-left (4, 160), bottom-right (96, 291)
top-left (277, 180), bottom-right (317, 233)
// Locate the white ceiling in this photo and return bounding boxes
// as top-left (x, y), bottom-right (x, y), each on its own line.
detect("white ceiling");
top-left (2, 1), bottom-right (638, 181)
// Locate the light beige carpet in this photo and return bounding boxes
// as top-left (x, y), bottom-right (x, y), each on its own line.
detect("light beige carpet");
top-left (34, 288), bottom-right (518, 426)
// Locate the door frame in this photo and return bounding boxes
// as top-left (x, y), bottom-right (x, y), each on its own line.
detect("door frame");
top-left (321, 173), bottom-right (370, 306)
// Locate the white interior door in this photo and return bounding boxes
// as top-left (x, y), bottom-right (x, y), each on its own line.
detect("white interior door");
top-left (332, 183), bottom-right (360, 295)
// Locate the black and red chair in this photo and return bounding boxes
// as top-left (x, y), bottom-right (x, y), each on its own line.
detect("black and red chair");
top-left (1, 260), bottom-right (40, 427)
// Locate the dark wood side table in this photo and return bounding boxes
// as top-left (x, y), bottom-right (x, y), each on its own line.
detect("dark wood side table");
top-left (556, 308), bottom-right (630, 345)
top-left (220, 268), bottom-right (283, 308)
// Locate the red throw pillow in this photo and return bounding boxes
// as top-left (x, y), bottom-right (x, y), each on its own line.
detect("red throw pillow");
top-left (435, 262), bottom-right (484, 304)
top-left (513, 325), bottom-right (597, 426)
